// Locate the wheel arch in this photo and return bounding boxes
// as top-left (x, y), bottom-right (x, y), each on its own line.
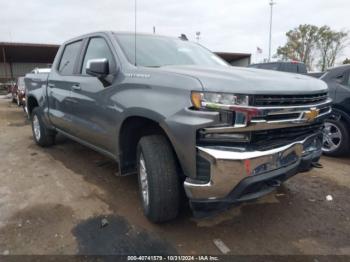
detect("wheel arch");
top-left (330, 106), bottom-right (350, 126)
top-left (118, 114), bottom-right (183, 177)
top-left (27, 95), bottom-right (39, 118)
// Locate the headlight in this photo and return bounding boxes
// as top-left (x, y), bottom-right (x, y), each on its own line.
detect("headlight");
top-left (191, 91), bottom-right (249, 110)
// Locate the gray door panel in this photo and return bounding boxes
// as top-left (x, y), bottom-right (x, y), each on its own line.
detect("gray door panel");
top-left (69, 76), bottom-right (118, 152)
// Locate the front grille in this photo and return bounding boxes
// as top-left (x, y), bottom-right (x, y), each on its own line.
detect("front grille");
top-left (251, 123), bottom-right (323, 150)
top-left (253, 92), bottom-right (328, 106)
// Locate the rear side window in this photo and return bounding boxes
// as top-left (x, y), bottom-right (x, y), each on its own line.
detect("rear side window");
top-left (81, 37), bottom-right (114, 75)
top-left (58, 40), bottom-right (82, 75)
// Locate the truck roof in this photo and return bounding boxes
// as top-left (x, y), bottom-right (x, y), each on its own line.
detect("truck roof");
top-left (61, 31), bottom-right (188, 46)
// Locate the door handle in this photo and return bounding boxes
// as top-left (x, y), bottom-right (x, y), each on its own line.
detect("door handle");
top-left (48, 83), bottom-right (55, 88)
top-left (72, 84), bottom-right (81, 91)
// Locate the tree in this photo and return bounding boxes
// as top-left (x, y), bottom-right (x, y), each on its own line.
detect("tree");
top-left (277, 24), bottom-right (320, 70)
top-left (343, 58), bottom-right (350, 64)
top-left (317, 26), bottom-right (348, 71)
top-left (276, 24), bottom-right (348, 71)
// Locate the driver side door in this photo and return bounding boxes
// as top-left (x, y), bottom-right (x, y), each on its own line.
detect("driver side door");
top-left (68, 36), bottom-right (119, 153)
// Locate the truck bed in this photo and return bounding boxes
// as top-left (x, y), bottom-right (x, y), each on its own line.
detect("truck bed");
top-left (24, 72), bottom-right (49, 94)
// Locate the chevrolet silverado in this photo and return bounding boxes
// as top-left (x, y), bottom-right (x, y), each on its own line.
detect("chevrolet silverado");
top-left (25, 32), bottom-right (331, 222)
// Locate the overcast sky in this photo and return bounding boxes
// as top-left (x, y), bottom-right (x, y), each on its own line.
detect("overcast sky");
top-left (1, 0), bottom-right (349, 64)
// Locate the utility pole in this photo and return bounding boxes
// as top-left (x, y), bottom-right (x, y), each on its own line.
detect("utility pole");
top-left (134, 0), bottom-right (137, 66)
top-left (268, 0), bottom-right (276, 62)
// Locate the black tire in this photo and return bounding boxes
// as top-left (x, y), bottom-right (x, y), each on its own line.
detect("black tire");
top-left (322, 119), bottom-right (349, 156)
top-left (137, 135), bottom-right (180, 223)
top-left (31, 107), bottom-right (56, 147)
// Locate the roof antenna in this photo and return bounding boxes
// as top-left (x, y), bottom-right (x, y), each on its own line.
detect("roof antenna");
top-left (134, 0), bottom-right (137, 66)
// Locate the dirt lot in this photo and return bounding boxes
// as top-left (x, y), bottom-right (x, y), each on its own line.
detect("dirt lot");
top-left (0, 95), bottom-right (350, 256)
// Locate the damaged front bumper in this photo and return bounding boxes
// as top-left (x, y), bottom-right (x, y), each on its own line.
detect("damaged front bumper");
top-left (184, 132), bottom-right (323, 215)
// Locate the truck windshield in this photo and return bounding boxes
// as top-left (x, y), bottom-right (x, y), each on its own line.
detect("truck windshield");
top-left (114, 34), bottom-right (228, 67)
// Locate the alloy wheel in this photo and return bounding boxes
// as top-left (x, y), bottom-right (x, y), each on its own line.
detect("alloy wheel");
top-left (139, 153), bottom-right (149, 208)
top-left (33, 115), bottom-right (41, 141)
top-left (322, 122), bottom-right (342, 152)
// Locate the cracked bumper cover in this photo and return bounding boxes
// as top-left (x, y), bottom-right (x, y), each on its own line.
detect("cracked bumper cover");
top-left (184, 132), bottom-right (323, 205)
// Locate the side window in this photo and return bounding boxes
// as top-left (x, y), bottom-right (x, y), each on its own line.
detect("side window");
top-left (81, 38), bottom-right (114, 75)
top-left (347, 72), bottom-right (350, 87)
top-left (335, 74), bottom-right (344, 84)
top-left (58, 41), bottom-right (82, 75)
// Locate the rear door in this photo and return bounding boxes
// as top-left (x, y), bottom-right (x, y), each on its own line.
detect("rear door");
top-left (47, 40), bottom-right (84, 132)
top-left (68, 36), bottom-right (119, 152)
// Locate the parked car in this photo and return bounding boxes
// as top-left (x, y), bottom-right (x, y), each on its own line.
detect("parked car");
top-left (4, 81), bottom-right (16, 94)
top-left (11, 77), bottom-right (26, 106)
top-left (25, 32), bottom-right (330, 222)
top-left (10, 82), bottom-right (18, 103)
top-left (320, 65), bottom-right (350, 156)
top-left (248, 61), bottom-right (308, 74)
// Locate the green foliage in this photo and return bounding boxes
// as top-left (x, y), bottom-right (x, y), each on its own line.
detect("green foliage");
top-left (317, 26), bottom-right (348, 71)
top-left (343, 58), bottom-right (350, 64)
top-left (277, 24), bottom-right (319, 70)
top-left (276, 24), bottom-right (348, 71)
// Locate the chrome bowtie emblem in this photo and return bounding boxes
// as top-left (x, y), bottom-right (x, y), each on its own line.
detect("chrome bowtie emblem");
top-left (304, 108), bottom-right (320, 122)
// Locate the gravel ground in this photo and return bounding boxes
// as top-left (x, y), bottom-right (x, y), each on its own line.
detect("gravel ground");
top-left (0, 96), bottom-right (349, 256)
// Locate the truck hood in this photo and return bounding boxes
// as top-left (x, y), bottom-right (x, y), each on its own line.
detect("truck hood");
top-left (160, 65), bottom-right (328, 95)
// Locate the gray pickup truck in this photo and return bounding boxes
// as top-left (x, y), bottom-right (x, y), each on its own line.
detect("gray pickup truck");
top-left (25, 31), bottom-right (331, 222)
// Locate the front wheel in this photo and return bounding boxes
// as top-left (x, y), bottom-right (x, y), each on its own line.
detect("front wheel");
top-left (322, 119), bottom-right (349, 156)
top-left (31, 107), bottom-right (56, 147)
top-left (137, 135), bottom-right (180, 223)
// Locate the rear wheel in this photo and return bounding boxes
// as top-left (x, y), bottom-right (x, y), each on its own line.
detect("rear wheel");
top-left (322, 119), bottom-right (349, 156)
top-left (137, 135), bottom-right (180, 223)
top-left (31, 107), bottom-right (56, 147)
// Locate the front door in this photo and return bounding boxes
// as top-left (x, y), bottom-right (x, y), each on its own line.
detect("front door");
top-left (68, 36), bottom-right (119, 152)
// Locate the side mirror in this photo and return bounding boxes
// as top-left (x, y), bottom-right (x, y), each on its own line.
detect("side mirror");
top-left (86, 58), bottom-right (109, 78)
